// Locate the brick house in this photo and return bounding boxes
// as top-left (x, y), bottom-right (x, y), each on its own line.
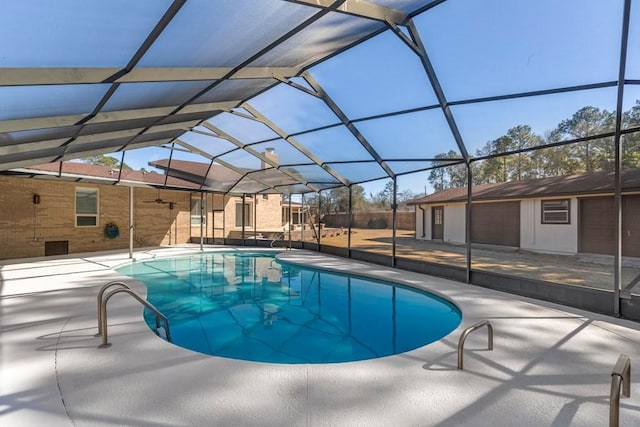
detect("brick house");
top-left (0, 160), bottom-right (297, 260)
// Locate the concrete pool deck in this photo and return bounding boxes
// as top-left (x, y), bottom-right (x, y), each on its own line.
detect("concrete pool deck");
top-left (1, 246), bottom-right (639, 426)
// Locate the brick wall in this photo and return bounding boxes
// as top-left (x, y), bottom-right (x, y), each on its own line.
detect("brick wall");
top-left (0, 176), bottom-right (191, 260)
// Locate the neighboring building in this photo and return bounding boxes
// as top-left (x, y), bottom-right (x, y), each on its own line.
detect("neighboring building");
top-left (408, 169), bottom-right (640, 257)
top-left (151, 159), bottom-right (315, 237)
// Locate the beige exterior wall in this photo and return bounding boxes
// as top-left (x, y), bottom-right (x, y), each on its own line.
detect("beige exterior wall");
top-left (256, 194), bottom-right (284, 230)
top-left (415, 203), bottom-right (466, 243)
top-left (520, 197), bottom-right (578, 255)
top-left (189, 193), bottom-right (284, 240)
top-left (0, 176), bottom-right (191, 260)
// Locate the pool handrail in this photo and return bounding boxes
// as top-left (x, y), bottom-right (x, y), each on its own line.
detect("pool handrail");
top-left (96, 281), bottom-right (130, 337)
top-left (96, 281), bottom-right (172, 348)
top-left (457, 320), bottom-right (493, 370)
top-left (610, 354), bottom-right (631, 427)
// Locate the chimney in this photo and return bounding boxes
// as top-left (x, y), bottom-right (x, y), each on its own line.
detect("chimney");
top-left (261, 147), bottom-right (279, 169)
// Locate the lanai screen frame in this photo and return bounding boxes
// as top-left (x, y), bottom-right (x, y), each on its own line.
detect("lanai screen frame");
top-left (0, 0), bottom-right (637, 318)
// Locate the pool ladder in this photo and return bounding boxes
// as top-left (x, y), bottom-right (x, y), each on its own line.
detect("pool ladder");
top-left (96, 281), bottom-right (172, 348)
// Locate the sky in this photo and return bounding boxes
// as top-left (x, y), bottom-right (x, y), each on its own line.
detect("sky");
top-left (57, 0), bottom-right (638, 198)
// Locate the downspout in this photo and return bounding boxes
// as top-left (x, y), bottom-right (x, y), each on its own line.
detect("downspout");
top-left (418, 204), bottom-right (426, 238)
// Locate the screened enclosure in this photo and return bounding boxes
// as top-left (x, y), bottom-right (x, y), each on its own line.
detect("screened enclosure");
top-left (1, 0), bottom-right (639, 319)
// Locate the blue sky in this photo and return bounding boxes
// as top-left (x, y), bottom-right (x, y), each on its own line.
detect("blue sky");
top-left (81, 0), bottom-right (636, 197)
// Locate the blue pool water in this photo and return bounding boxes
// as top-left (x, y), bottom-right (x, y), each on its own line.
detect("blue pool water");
top-left (116, 251), bottom-right (461, 364)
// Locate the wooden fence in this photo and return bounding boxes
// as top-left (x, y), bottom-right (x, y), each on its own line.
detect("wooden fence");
top-left (321, 211), bottom-right (415, 230)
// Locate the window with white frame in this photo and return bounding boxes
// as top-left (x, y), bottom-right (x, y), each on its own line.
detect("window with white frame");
top-left (191, 196), bottom-right (206, 226)
top-left (541, 199), bottom-right (570, 224)
top-left (76, 188), bottom-right (98, 227)
top-left (235, 202), bottom-right (252, 227)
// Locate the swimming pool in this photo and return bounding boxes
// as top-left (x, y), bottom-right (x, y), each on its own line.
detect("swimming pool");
top-left (116, 251), bottom-right (461, 364)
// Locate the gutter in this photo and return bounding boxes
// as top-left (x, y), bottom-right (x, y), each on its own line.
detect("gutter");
top-left (418, 204), bottom-right (426, 238)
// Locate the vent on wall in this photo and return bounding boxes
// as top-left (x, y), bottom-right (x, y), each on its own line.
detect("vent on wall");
top-left (45, 241), bottom-right (69, 256)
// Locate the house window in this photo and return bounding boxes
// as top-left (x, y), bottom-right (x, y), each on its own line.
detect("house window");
top-left (76, 188), bottom-right (98, 227)
top-left (541, 199), bottom-right (570, 224)
top-left (191, 197), bottom-right (206, 226)
top-left (235, 202), bottom-right (253, 227)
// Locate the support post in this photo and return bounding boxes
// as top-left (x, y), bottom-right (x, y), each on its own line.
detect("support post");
top-left (129, 186), bottom-right (133, 259)
top-left (466, 163), bottom-right (473, 283)
top-left (392, 177), bottom-right (397, 268)
top-left (301, 193), bottom-right (306, 243)
top-left (199, 191), bottom-right (204, 251)
top-left (222, 194), bottom-right (227, 245)
top-left (288, 196), bottom-right (292, 250)
top-left (612, 0), bottom-right (631, 316)
top-left (242, 194), bottom-right (246, 245)
top-left (348, 185), bottom-right (353, 258)
top-left (317, 191), bottom-right (322, 248)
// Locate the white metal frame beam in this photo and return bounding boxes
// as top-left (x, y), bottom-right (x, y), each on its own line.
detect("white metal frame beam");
top-left (199, 122), bottom-right (322, 193)
top-left (241, 103), bottom-right (351, 186)
top-left (0, 67), bottom-right (301, 86)
top-left (284, 0), bottom-right (407, 24)
top-left (0, 101), bottom-right (239, 134)
top-left (301, 71), bottom-right (396, 179)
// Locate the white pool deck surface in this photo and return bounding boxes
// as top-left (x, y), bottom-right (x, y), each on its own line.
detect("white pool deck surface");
top-left (1, 246), bottom-right (639, 427)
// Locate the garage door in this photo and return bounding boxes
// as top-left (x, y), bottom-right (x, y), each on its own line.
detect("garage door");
top-left (579, 196), bottom-right (640, 257)
top-left (623, 196), bottom-right (640, 257)
top-left (579, 197), bottom-right (614, 255)
top-left (471, 201), bottom-right (520, 247)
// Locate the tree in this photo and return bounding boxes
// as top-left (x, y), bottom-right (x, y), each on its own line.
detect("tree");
top-left (83, 154), bottom-right (131, 169)
top-left (310, 184), bottom-right (367, 215)
top-left (505, 125), bottom-right (542, 180)
top-left (475, 136), bottom-right (510, 183)
top-left (623, 100), bottom-right (640, 168)
top-left (427, 150), bottom-right (466, 190)
top-left (350, 184), bottom-right (367, 211)
top-left (552, 106), bottom-right (615, 172)
top-left (474, 125), bottom-right (542, 184)
top-left (376, 181), bottom-right (394, 208)
top-left (397, 188), bottom-right (416, 202)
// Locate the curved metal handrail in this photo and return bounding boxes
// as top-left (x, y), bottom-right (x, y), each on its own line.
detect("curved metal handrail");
top-left (96, 281), bottom-right (131, 337)
top-left (457, 320), bottom-right (493, 370)
top-left (610, 354), bottom-right (631, 427)
top-left (270, 232), bottom-right (285, 248)
top-left (97, 286), bottom-right (172, 348)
